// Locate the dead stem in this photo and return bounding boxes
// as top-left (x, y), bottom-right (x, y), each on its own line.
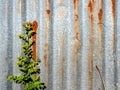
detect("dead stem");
top-left (96, 65), bottom-right (106, 90)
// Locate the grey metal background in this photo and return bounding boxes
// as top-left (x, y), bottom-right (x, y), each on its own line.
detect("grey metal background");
top-left (0, 0), bottom-right (119, 90)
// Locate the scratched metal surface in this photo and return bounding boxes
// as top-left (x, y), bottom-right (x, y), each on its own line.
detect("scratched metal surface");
top-left (0, 0), bottom-right (118, 90)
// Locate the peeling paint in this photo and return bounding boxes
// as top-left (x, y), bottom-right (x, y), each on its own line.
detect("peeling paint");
top-left (32, 20), bottom-right (38, 61)
top-left (87, 0), bottom-right (95, 90)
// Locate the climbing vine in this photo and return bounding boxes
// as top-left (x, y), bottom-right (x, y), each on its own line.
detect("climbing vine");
top-left (8, 21), bottom-right (46, 90)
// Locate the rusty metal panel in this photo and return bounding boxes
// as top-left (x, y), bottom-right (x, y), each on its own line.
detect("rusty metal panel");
top-left (0, 0), bottom-right (119, 90)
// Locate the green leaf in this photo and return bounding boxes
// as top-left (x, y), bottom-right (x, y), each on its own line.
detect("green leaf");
top-left (28, 39), bottom-right (35, 47)
top-left (27, 31), bottom-right (36, 38)
top-left (18, 34), bottom-right (28, 43)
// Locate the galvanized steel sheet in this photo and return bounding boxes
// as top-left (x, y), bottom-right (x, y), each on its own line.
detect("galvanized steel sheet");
top-left (0, 0), bottom-right (118, 90)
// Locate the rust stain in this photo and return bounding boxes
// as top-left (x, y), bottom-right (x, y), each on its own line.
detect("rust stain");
top-left (98, 0), bottom-right (103, 57)
top-left (46, 9), bottom-right (50, 14)
top-left (111, 0), bottom-right (115, 20)
top-left (72, 0), bottom-right (80, 89)
top-left (74, 39), bottom-right (79, 54)
top-left (60, 35), bottom-right (65, 89)
top-left (88, 0), bottom-right (94, 13)
top-left (46, 0), bottom-right (50, 8)
top-left (44, 43), bottom-right (49, 67)
top-left (60, 57), bottom-right (65, 89)
top-left (111, 0), bottom-right (116, 54)
top-left (87, 0), bottom-right (95, 90)
top-left (98, 9), bottom-right (103, 23)
top-left (44, 0), bottom-right (50, 87)
top-left (32, 20), bottom-right (38, 90)
top-left (73, 0), bottom-right (80, 58)
top-left (32, 20), bottom-right (38, 31)
top-left (73, 0), bottom-right (78, 9)
top-left (75, 15), bottom-right (78, 21)
top-left (18, 0), bottom-right (21, 13)
top-left (32, 20), bottom-right (38, 61)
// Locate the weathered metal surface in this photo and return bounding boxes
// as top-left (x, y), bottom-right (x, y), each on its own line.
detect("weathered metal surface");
top-left (0, 0), bottom-right (119, 90)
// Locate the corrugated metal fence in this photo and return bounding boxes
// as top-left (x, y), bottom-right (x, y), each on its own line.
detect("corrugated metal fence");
top-left (0, 0), bottom-right (119, 90)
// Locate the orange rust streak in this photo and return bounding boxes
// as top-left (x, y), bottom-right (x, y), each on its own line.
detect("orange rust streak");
top-left (111, 0), bottom-right (115, 20)
top-left (73, 0), bottom-right (80, 55)
top-left (73, 0), bottom-right (76, 9)
top-left (87, 0), bottom-right (95, 90)
top-left (73, 0), bottom-right (80, 89)
top-left (111, 0), bottom-right (115, 54)
top-left (44, 43), bottom-right (49, 67)
top-left (88, 0), bottom-right (94, 13)
top-left (32, 20), bottom-right (38, 61)
top-left (44, 0), bottom-right (50, 86)
top-left (46, 0), bottom-right (50, 9)
top-left (46, 9), bottom-right (50, 15)
top-left (98, 0), bottom-right (103, 57)
top-left (98, 9), bottom-right (103, 23)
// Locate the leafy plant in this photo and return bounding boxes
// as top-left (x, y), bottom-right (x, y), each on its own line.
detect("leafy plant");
top-left (8, 21), bottom-right (46, 90)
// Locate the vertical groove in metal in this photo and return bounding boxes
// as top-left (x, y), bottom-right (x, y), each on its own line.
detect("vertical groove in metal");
top-left (116, 0), bottom-right (120, 90)
top-left (43, 0), bottom-right (50, 88)
top-left (66, 0), bottom-right (77, 90)
top-left (12, 0), bottom-right (22, 90)
top-left (52, 1), bottom-right (67, 90)
top-left (5, 0), bottom-right (13, 90)
top-left (87, 0), bottom-right (94, 89)
top-left (0, 0), bottom-right (9, 90)
top-left (49, 1), bottom-right (54, 90)
top-left (103, 0), bottom-right (116, 90)
top-left (92, 0), bottom-right (104, 90)
top-left (77, 0), bottom-right (82, 89)
top-left (79, 0), bottom-right (89, 90)
top-left (0, 0), bottom-right (119, 90)
top-left (38, 0), bottom-right (46, 89)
